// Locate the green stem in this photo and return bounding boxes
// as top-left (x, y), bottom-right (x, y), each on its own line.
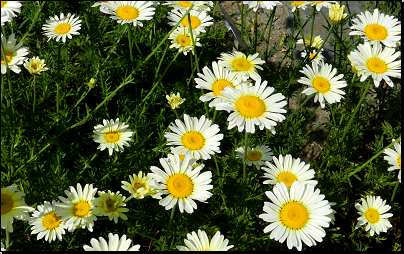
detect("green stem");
top-left (242, 130), bottom-right (249, 219)
top-left (56, 43), bottom-right (61, 114)
top-left (128, 24), bottom-right (134, 62)
top-left (340, 79), bottom-right (371, 143)
top-left (187, 13), bottom-right (200, 74)
top-left (66, 228), bottom-right (79, 250)
top-left (32, 75), bottom-right (37, 113)
top-left (5, 228), bottom-right (10, 251)
top-left (347, 137), bottom-right (401, 178)
top-left (390, 181), bottom-right (400, 203)
top-left (282, 93), bottom-right (315, 127)
top-left (161, 205), bottom-right (176, 251)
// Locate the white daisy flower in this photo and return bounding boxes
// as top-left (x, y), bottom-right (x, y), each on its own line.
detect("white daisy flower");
top-left (169, 26), bottom-right (202, 55)
top-left (56, 183), bottom-right (98, 232)
top-left (23, 56), bottom-right (49, 75)
top-left (164, 114), bottom-right (224, 160)
top-left (148, 154), bottom-right (213, 213)
top-left (121, 171), bottom-right (159, 199)
top-left (195, 61), bottom-right (240, 107)
top-left (214, 80), bottom-right (287, 134)
top-left (296, 35), bottom-right (324, 50)
top-left (349, 9), bottom-right (401, 48)
top-left (287, 1), bottom-right (310, 12)
top-left (298, 61), bottom-right (347, 108)
top-left (383, 139), bottom-right (401, 183)
top-left (163, 1), bottom-right (214, 12)
top-left (243, 1), bottom-right (282, 12)
top-left (1, 1), bottom-right (21, 18)
top-left (1, 12), bottom-right (13, 26)
top-left (218, 50), bottom-right (265, 82)
top-left (261, 154), bottom-right (318, 187)
top-left (100, 1), bottom-right (155, 27)
top-left (1, 184), bottom-right (35, 233)
top-left (1, 33), bottom-right (29, 74)
top-left (301, 49), bottom-right (324, 63)
top-left (177, 229), bottom-right (234, 251)
top-left (348, 41), bottom-right (401, 87)
top-left (92, 190), bottom-right (129, 224)
top-left (167, 9), bottom-right (213, 35)
top-left (354, 196), bottom-right (393, 236)
top-left (308, 1), bottom-right (336, 11)
top-left (259, 181), bottom-right (333, 251)
top-left (93, 118), bottom-right (134, 156)
top-left (83, 233), bottom-right (140, 251)
top-left (29, 200), bottom-right (67, 243)
top-left (42, 13), bottom-right (82, 43)
top-left (235, 145), bottom-right (274, 170)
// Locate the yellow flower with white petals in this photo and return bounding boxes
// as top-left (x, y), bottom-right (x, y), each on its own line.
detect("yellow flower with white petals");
top-left (355, 196), bottom-right (393, 236)
top-left (218, 50), bottom-right (265, 82)
top-left (287, 1), bottom-right (309, 12)
top-left (1, 1), bottom-right (22, 18)
top-left (100, 1), bottom-right (155, 27)
top-left (243, 1), bottom-right (282, 12)
top-left (177, 229), bottom-right (234, 251)
top-left (121, 171), bottom-right (159, 199)
top-left (1, 33), bottom-right (29, 74)
top-left (92, 190), bottom-right (128, 224)
top-left (83, 233), bottom-right (140, 251)
top-left (169, 26), bottom-right (201, 55)
top-left (301, 49), bottom-right (324, 63)
top-left (235, 145), bottom-right (274, 170)
top-left (163, 1), bottom-right (214, 12)
top-left (23, 56), bottom-right (49, 75)
top-left (308, 1), bottom-right (336, 11)
top-left (383, 139), bottom-right (401, 183)
top-left (42, 13), bottom-right (82, 43)
top-left (167, 9), bottom-right (213, 35)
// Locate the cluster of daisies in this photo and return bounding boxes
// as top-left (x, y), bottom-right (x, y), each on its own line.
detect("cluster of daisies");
top-left (1, 0), bottom-right (401, 251)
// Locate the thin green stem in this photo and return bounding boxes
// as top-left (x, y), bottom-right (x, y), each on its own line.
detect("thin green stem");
top-left (282, 93), bottom-right (315, 127)
top-left (161, 205), bottom-right (176, 251)
top-left (66, 228), bottom-right (79, 250)
top-left (188, 13), bottom-right (200, 74)
top-left (5, 229), bottom-right (10, 251)
top-left (128, 24), bottom-right (134, 62)
top-left (242, 130), bottom-right (249, 219)
top-left (309, 5), bottom-right (316, 54)
top-left (133, 26), bottom-right (143, 56)
top-left (390, 181), bottom-right (399, 203)
top-left (19, 1), bottom-right (46, 43)
top-left (56, 43), bottom-right (61, 114)
top-left (32, 75), bottom-right (37, 113)
top-left (341, 79), bottom-right (371, 143)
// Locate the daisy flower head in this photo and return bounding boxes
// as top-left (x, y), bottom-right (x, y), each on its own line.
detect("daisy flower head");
top-left (243, 1), bottom-right (282, 12)
top-left (92, 190), bottom-right (129, 224)
top-left (29, 200), bottom-right (67, 243)
top-left (163, 1), bottom-right (214, 12)
top-left (42, 13), bottom-right (82, 43)
top-left (287, 1), bottom-right (310, 12)
top-left (121, 171), bottom-right (159, 199)
top-left (383, 139), bottom-right (401, 183)
top-left (348, 41), bottom-right (401, 87)
top-left (164, 114), bottom-right (223, 160)
top-left (214, 80), bottom-right (287, 134)
top-left (83, 233), bottom-right (140, 251)
top-left (177, 229), bottom-right (234, 251)
top-left (1, 12), bottom-right (13, 26)
top-left (169, 26), bottom-right (202, 55)
top-left (1, 1), bottom-right (21, 18)
top-left (100, 1), bottom-right (155, 27)
top-left (218, 50), bottom-right (265, 82)
top-left (235, 145), bottom-right (274, 170)
top-left (166, 92), bottom-right (186, 109)
top-left (355, 196), bottom-right (393, 236)
top-left (195, 61), bottom-right (240, 107)
top-left (148, 153), bottom-right (213, 213)
top-left (308, 1), bottom-right (336, 11)
top-left (1, 33), bottom-right (29, 74)
top-left (261, 154), bottom-right (318, 187)
top-left (349, 9), bottom-right (401, 48)
top-left (56, 183), bottom-right (98, 232)
top-left (93, 118), bottom-right (134, 156)
top-left (301, 48), bottom-right (324, 63)
top-left (167, 9), bottom-right (213, 35)
top-left (23, 56), bottom-right (49, 75)
top-left (296, 35), bottom-right (324, 50)
top-left (328, 2), bottom-right (347, 25)
top-left (298, 61), bottom-right (347, 108)
top-left (259, 181), bottom-right (333, 251)
top-left (1, 184), bottom-right (34, 232)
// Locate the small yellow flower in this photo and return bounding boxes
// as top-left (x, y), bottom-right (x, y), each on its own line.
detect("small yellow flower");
top-left (87, 78), bottom-right (97, 88)
top-left (23, 56), bottom-right (49, 75)
top-left (328, 3), bottom-right (347, 24)
top-left (121, 171), bottom-right (159, 199)
top-left (166, 92), bottom-right (185, 109)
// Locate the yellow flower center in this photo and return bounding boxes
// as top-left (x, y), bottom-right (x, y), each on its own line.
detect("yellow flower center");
top-left (1, 49), bottom-right (13, 65)
top-left (116, 6), bottom-right (139, 20)
top-left (179, 154), bottom-right (185, 161)
top-left (365, 208), bottom-right (380, 224)
top-left (232, 58), bottom-right (251, 71)
top-left (166, 173), bottom-right (194, 199)
top-left (311, 1), bottom-right (325, 3)
top-left (177, 34), bottom-right (191, 47)
top-left (31, 63), bottom-right (39, 70)
top-left (178, 1), bottom-right (192, 7)
top-left (212, 79), bottom-right (234, 97)
top-left (181, 16), bottom-right (202, 30)
top-left (277, 172), bottom-right (298, 188)
top-left (1, 1), bottom-right (7, 8)
top-left (309, 53), bottom-right (319, 60)
top-left (182, 131), bottom-right (205, 150)
top-left (235, 95), bottom-right (266, 119)
top-left (366, 57), bottom-right (387, 74)
top-left (312, 77), bottom-right (331, 93)
top-left (398, 154), bottom-right (401, 169)
top-left (55, 23), bottom-right (71, 35)
top-left (104, 131), bottom-right (121, 143)
top-left (105, 199), bottom-right (117, 212)
top-left (132, 183), bottom-right (145, 193)
top-left (280, 201), bottom-right (309, 230)
top-left (42, 212), bottom-right (62, 230)
top-left (246, 151), bottom-right (262, 161)
top-left (73, 200), bottom-right (91, 218)
top-left (293, 1), bottom-right (306, 6)
top-left (364, 24), bottom-right (388, 41)
top-left (1, 194), bottom-right (13, 214)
